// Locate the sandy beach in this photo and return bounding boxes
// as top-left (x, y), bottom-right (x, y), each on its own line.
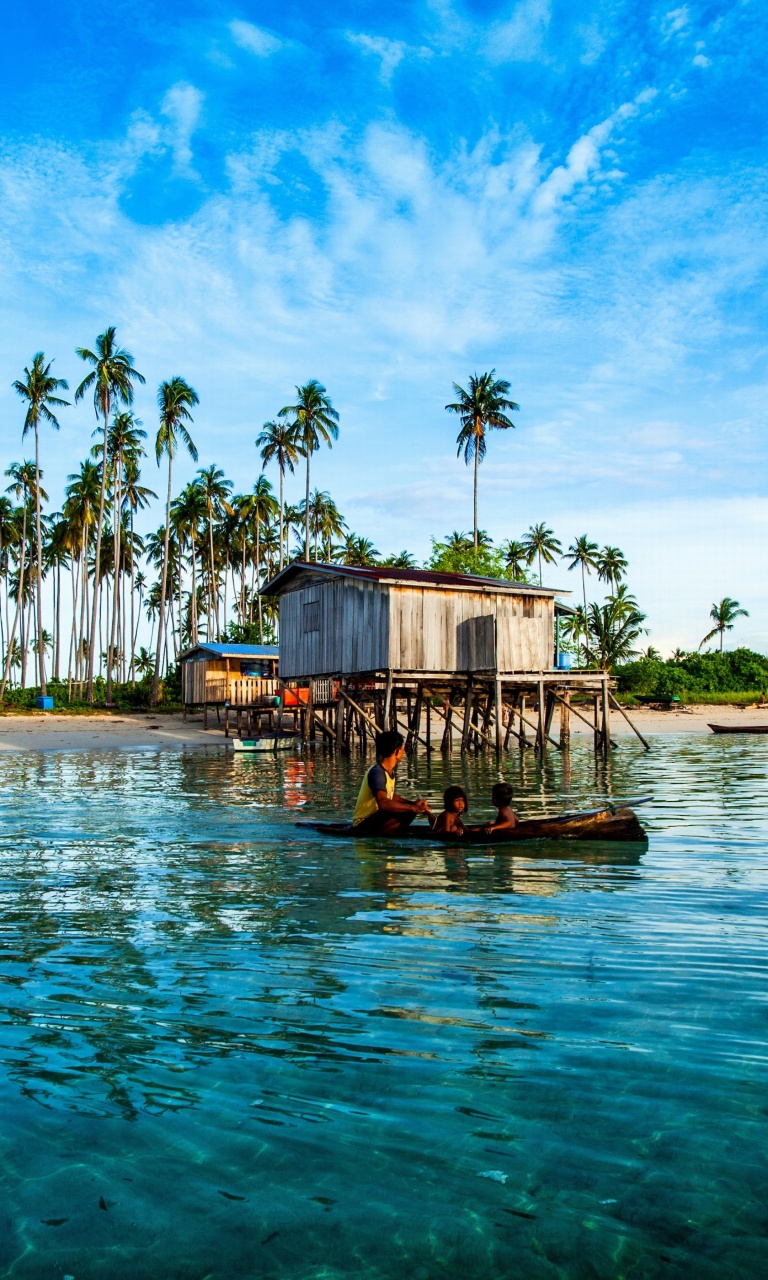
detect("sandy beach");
top-left (0, 705), bottom-right (766, 752)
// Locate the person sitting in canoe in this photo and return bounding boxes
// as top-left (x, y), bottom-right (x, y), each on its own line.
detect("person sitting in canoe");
top-left (352, 731), bottom-right (433, 835)
top-left (431, 785), bottom-right (468, 838)
top-left (483, 782), bottom-right (519, 835)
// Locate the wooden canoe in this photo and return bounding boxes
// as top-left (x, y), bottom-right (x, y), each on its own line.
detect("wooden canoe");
top-left (708, 723), bottom-right (768, 735)
top-left (298, 806), bottom-right (647, 845)
top-left (232, 735), bottom-right (297, 753)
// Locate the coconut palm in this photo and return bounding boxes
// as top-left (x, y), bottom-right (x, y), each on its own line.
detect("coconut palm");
top-left (93, 411), bottom-right (146, 700)
top-left (196, 465), bottom-right (233, 638)
top-left (256, 419), bottom-right (299, 572)
top-left (278, 381), bottom-right (339, 561)
top-left (0, 498), bottom-right (19, 667)
top-left (521, 523), bottom-right (562, 586)
top-left (671, 647), bottom-right (687, 664)
top-left (1, 463), bottom-right (43, 698)
top-left (152, 377), bottom-right (199, 704)
top-left (337, 534), bottom-right (379, 567)
top-left (172, 482), bottom-right (207, 645)
top-left (249, 477), bottom-right (278, 639)
top-left (596, 546), bottom-right (628, 591)
top-left (63, 460), bottom-right (101, 688)
top-left (583, 595), bottom-right (646, 671)
top-left (123, 457), bottom-right (155, 682)
top-left (381, 550), bottom-right (417, 568)
top-left (502, 539), bottom-right (529, 582)
top-left (75, 328), bottom-right (144, 700)
top-left (445, 371), bottom-right (518, 550)
top-left (12, 353), bottom-right (69, 695)
top-left (699, 598), bottom-right (749, 652)
top-left (565, 535), bottom-right (599, 614)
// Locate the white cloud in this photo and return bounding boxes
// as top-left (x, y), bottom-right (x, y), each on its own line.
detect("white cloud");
top-left (229, 20), bottom-right (282, 57)
top-left (660, 7), bottom-right (691, 39)
top-left (485, 0), bottom-right (551, 64)
top-left (531, 88), bottom-right (657, 215)
top-left (346, 33), bottom-right (432, 84)
top-left (692, 53), bottom-right (711, 67)
top-left (160, 82), bottom-right (204, 177)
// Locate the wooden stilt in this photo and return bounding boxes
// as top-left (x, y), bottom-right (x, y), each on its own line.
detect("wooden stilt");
top-left (608, 690), bottom-right (651, 750)
top-left (559, 690), bottom-right (571, 750)
top-left (601, 678), bottom-right (611, 754)
top-left (426, 698), bottom-right (431, 752)
top-left (441, 699), bottom-right (453, 752)
top-left (461, 676), bottom-right (473, 751)
top-left (495, 675), bottom-right (503, 753)
top-left (593, 695), bottom-right (600, 753)
top-left (407, 685), bottom-right (423, 753)
top-left (537, 680), bottom-right (545, 752)
top-left (518, 695), bottom-right (527, 748)
top-left (204, 702), bottom-right (208, 730)
top-left (544, 690), bottom-right (556, 742)
top-left (335, 682), bottom-right (344, 752)
top-left (224, 704), bottom-right (229, 738)
top-left (383, 670), bottom-right (393, 728)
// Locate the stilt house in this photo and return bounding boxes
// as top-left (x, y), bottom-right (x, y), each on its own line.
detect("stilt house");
top-left (263, 563), bottom-right (566, 679)
top-left (180, 643), bottom-right (279, 709)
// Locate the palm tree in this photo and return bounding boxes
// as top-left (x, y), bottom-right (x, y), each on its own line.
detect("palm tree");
top-left (671, 647), bottom-right (687, 664)
top-left (502, 539), bottom-right (529, 581)
top-left (522, 522), bottom-right (562, 586)
top-left (94, 411), bottom-right (146, 700)
top-left (0, 462), bottom-right (42, 699)
top-left (0, 497), bottom-right (18, 669)
top-left (172, 482), bottom-right (207, 645)
top-left (63, 460), bottom-right (101, 689)
top-left (381, 550), bottom-right (417, 568)
top-left (196, 465), bottom-right (233, 638)
top-left (278, 381), bottom-right (339, 561)
top-left (337, 534), bottom-right (379, 567)
top-left (583, 596), bottom-right (647, 671)
top-left (123, 456), bottom-right (155, 682)
top-left (699, 598), bottom-right (749, 652)
top-left (596, 546), bottom-right (628, 591)
top-left (152, 377), bottom-right (199, 704)
top-left (256, 419), bottom-right (299, 572)
top-left (565, 535), bottom-right (599, 614)
top-left (249, 477), bottom-right (278, 639)
top-left (445, 371), bottom-right (518, 550)
top-left (12, 353), bottom-right (69, 695)
top-left (75, 328), bottom-right (145, 701)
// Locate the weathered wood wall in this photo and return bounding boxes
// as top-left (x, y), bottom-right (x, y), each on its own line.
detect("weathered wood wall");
top-left (388, 587), bottom-right (553, 672)
top-left (278, 578), bottom-right (390, 679)
top-left (277, 577), bottom-right (554, 678)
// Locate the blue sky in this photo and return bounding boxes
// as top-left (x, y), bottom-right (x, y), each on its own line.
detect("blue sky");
top-left (0, 0), bottom-right (766, 651)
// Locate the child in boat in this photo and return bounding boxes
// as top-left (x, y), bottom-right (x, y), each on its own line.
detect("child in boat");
top-left (484, 782), bottom-right (519, 834)
top-left (431, 785), bottom-right (468, 837)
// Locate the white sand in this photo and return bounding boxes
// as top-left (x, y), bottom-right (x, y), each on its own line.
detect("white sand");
top-left (0, 704), bottom-right (765, 751)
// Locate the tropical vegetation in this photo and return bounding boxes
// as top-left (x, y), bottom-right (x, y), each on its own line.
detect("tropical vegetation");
top-left (0, 338), bottom-right (756, 707)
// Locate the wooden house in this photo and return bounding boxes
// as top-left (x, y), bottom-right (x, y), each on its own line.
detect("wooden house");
top-left (180, 643), bottom-right (280, 709)
top-left (263, 563), bottom-right (568, 680)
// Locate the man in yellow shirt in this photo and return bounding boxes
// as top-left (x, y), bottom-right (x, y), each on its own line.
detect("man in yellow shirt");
top-left (352, 731), bottom-right (433, 835)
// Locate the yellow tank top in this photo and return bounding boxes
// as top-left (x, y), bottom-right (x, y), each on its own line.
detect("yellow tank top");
top-left (352, 764), bottom-right (395, 826)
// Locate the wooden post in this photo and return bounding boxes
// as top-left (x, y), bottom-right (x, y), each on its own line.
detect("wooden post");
top-left (559, 690), bottom-right (571, 750)
top-left (601, 677), bottom-right (611, 754)
top-left (224, 704), bottom-right (229, 738)
top-left (461, 676), bottom-right (473, 751)
top-left (426, 697), bottom-right (431, 752)
top-left (335, 680), bottom-right (344, 753)
top-left (303, 680), bottom-right (313, 743)
top-left (383, 671), bottom-right (393, 729)
top-left (204, 702), bottom-right (208, 730)
top-left (544, 690), bottom-right (556, 742)
top-left (593, 694), bottom-right (600, 753)
top-left (518, 695), bottom-right (527, 748)
top-left (608, 690), bottom-right (651, 751)
top-left (441, 698), bottom-right (453, 752)
top-left (407, 685), bottom-right (423, 754)
top-left (495, 675), bottom-right (503, 754)
top-left (537, 680), bottom-right (545, 752)
top-left (504, 694), bottom-right (515, 750)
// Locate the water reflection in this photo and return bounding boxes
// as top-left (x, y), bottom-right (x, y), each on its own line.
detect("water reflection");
top-left (0, 740), bottom-right (766, 1278)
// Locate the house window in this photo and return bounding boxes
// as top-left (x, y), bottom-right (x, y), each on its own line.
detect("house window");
top-left (303, 601), bottom-right (320, 633)
top-left (523, 597), bottom-right (534, 618)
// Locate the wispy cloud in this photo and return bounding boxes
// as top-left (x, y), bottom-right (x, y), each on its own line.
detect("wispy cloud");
top-left (160, 83), bottom-right (204, 177)
top-left (346, 33), bottom-right (432, 84)
top-left (229, 20), bottom-right (283, 57)
top-left (485, 0), bottom-right (552, 64)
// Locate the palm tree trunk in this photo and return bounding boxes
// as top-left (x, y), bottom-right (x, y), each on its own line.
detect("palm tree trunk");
top-left (191, 535), bottom-right (198, 644)
top-left (0, 506), bottom-right (27, 701)
top-left (278, 467), bottom-right (285, 573)
top-left (107, 462), bottom-right (121, 702)
top-left (55, 562), bottom-right (61, 680)
top-left (473, 441), bottom-right (479, 552)
top-left (304, 449), bottom-right (311, 561)
top-left (33, 426), bottom-right (46, 696)
top-left (86, 406), bottom-right (109, 702)
top-left (256, 519), bottom-right (263, 642)
top-left (151, 459), bottom-right (173, 706)
top-left (582, 563), bottom-right (587, 615)
top-left (130, 508), bottom-right (136, 684)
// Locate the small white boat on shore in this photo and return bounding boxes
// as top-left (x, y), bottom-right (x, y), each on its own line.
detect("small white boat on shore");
top-left (231, 735), bottom-right (298, 753)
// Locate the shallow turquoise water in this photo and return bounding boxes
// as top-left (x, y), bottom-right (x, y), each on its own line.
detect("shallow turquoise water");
top-left (0, 737), bottom-right (766, 1279)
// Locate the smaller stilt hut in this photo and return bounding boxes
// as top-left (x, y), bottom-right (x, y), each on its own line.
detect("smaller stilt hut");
top-left (180, 643), bottom-right (281, 730)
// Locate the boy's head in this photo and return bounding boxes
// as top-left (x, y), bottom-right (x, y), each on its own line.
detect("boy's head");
top-left (491, 782), bottom-right (514, 807)
top-left (376, 730), bottom-right (405, 764)
top-left (443, 784), bottom-right (468, 814)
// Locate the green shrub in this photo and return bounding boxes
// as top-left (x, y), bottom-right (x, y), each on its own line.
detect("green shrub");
top-left (616, 648), bottom-right (768, 700)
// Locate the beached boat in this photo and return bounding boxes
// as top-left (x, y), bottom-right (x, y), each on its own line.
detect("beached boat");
top-left (232, 735), bottom-right (297, 753)
top-left (708, 724), bottom-right (768, 735)
top-left (299, 805), bottom-right (647, 844)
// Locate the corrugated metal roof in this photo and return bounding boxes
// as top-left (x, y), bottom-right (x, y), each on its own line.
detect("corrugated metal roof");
top-left (263, 561), bottom-right (568, 596)
top-left (180, 644), bottom-right (279, 660)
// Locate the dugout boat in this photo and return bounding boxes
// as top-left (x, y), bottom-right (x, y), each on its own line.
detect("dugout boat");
top-left (708, 723), bottom-right (768, 735)
top-left (299, 804), bottom-right (648, 845)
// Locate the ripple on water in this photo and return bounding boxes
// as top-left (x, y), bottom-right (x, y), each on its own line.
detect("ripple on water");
top-left (0, 736), bottom-right (766, 1278)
